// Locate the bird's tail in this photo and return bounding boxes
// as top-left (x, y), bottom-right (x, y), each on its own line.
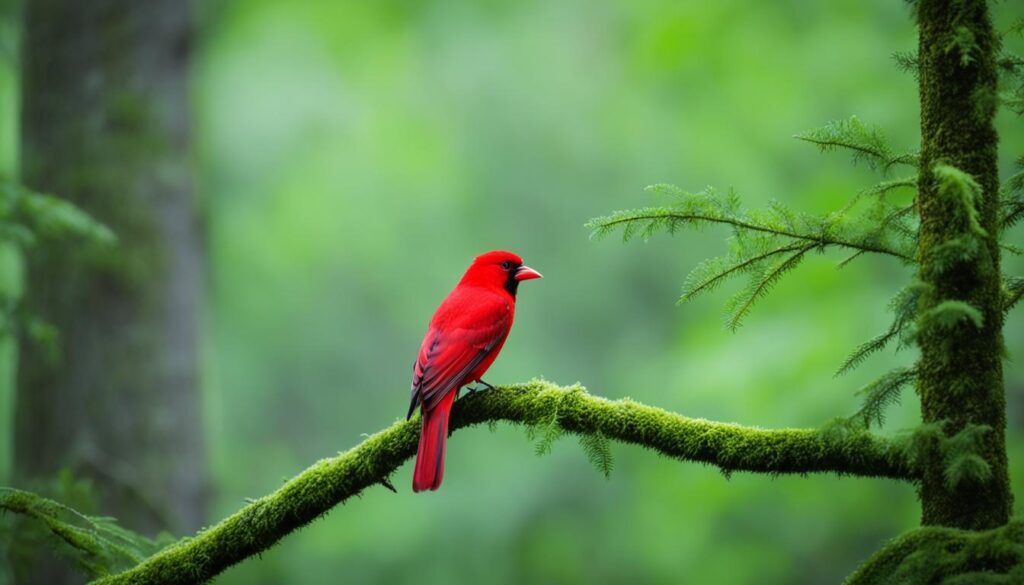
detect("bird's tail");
top-left (413, 390), bottom-right (456, 492)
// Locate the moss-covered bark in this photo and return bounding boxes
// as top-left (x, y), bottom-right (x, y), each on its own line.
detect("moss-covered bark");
top-left (15, 0), bottom-right (206, 548)
top-left (915, 0), bottom-right (1010, 529)
top-left (845, 519), bottom-right (1024, 584)
top-left (93, 381), bottom-right (914, 585)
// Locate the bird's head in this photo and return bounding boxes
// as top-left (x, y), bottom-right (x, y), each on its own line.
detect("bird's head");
top-left (461, 250), bottom-right (542, 297)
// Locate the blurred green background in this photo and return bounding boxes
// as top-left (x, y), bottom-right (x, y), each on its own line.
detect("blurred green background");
top-left (5, 0), bottom-right (1024, 583)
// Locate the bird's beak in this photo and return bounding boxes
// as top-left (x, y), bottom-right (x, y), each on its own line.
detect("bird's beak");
top-left (515, 265), bottom-right (543, 281)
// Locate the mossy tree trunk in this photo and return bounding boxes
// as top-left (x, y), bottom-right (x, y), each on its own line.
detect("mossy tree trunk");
top-left (13, 0), bottom-right (206, 573)
top-left (915, 0), bottom-right (1010, 529)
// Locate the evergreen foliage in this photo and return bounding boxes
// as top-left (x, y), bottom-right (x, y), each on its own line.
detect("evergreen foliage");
top-left (892, 51), bottom-right (919, 78)
top-left (1001, 157), bottom-right (1024, 229)
top-left (836, 284), bottom-right (922, 378)
top-left (1005, 276), bottom-right (1024, 313)
top-left (588, 90), bottom-right (1022, 442)
top-left (794, 116), bottom-right (918, 172)
top-left (850, 368), bottom-right (918, 429)
top-left (997, 30), bottom-right (1024, 116)
top-left (577, 431), bottom-right (614, 479)
top-left (0, 487), bottom-right (168, 579)
top-left (941, 424), bottom-right (994, 490)
top-left (588, 115), bottom-right (926, 428)
top-left (0, 179), bottom-right (114, 344)
top-left (0, 180), bottom-right (115, 248)
top-left (588, 0), bottom-right (1022, 538)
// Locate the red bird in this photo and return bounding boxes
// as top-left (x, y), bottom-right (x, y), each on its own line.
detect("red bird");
top-left (407, 250), bottom-right (542, 492)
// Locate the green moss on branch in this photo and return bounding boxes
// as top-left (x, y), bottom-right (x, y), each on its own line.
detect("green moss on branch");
top-left (844, 518), bottom-right (1024, 584)
top-left (95, 380), bottom-right (914, 585)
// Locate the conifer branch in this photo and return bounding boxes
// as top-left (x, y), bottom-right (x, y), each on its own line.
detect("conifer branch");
top-left (860, 177), bottom-right (918, 199)
top-left (592, 208), bottom-right (914, 262)
top-left (0, 488), bottom-right (165, 578)
top-left (681, 241), bottom-right (809, 300)
top-left (876, 203), bottom-right (918, 240)
top-left (93, 381), bottom-right (913, 585)
top-left (1004, 195), bottom-right (1024, 229)
top-left (836, 249), bottom-right (869, 269)
top-left (850, 368), bottom-right (918, 429)
top-left (892, 51), bottom-right (919, 78)
top-left (794, 117), bottom-right (918, 173)
top-left (724, 245), bottom-right (814, 330)
top-left (1003, 159), bottom-right (1024, 228)
top-left (1004, 276), bottom-right (1024, 313)
top-left (836, 285), bottom-right (921, 377)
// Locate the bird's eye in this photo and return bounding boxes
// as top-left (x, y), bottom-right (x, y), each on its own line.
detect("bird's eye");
top-left (500, 260), bottom-right (512, 270)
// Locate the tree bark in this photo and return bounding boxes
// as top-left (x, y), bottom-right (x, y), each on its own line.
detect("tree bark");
top-left (915, 0), bottom-right (1010, 529)
top-left (14, 0), bottom-right (206, 567)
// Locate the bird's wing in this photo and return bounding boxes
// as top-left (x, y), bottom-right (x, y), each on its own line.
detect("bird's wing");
top-left (408, 290), bottom-right (511, 417)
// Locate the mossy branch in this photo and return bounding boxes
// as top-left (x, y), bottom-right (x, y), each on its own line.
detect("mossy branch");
top-left (844, 518), bottom-right (1024, 584)
top-left (94, 380), bottom-right (914, 585)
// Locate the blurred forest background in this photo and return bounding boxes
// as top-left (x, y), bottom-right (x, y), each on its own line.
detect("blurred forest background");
top-left (1, 0), bottom-right (1022, 583)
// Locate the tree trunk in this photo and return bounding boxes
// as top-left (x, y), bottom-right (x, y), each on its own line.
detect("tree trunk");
top-left (915, 0), bottom-right (1010, 529)
top-left (0, 0), bottom-right (21, 484)
top-left (14, 0), bottom-right (206, 561)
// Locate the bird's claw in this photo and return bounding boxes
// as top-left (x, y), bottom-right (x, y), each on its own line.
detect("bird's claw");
top-left (456, 380), bottom-right (496, 403)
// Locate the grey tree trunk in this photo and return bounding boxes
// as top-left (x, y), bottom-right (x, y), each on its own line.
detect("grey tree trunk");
top-left (14, 0), bottom-right (206, 578)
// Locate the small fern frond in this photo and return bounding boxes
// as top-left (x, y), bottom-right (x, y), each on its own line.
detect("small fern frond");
top-left (578, 431), bottom-right (614, 479)
top-left (836, 284), bottom-right (922, 376)
top-left (892, 51), bottom-right (919, 78)
top-left (588, 186), bottom-right (914, 262)
top-left (1002, 157), bottom-right (1024, 228)
top-left (934, 164), bottom-right (986, 237)
top-left (0, 181), bottom-right (116, 248)
top-left (532, 409), bottom-right (565, 457)
top-left (942, 424), bottom-right (993, 490)
top-left (1003, 276), bottom-right (1024, 313)
top-left (850, 367), bottom-right (918, 428)
top-left (795, 117), bottom-right (917, 172)
top-left (681, 240), bottom-right (807, 302)
top-left (920, 300), bottom-right (984, 332)
top-left (724, 246), bottom-right (813, 331)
